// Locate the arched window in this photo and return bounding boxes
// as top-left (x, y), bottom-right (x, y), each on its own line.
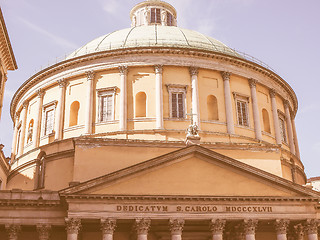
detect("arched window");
top-left (27, 119), bottom-right (34, 143)
top-left (262, 109), bottom-right (271, 133)
top-left (135, 92), bottom-right (147, 117)
top-left (69, 101), bottom-right (80, 127)
top-left (207, 95), bottom-right (218, 121)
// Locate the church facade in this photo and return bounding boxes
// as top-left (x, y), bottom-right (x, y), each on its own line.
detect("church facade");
top-left (0, 1), bottom-right (319, 239)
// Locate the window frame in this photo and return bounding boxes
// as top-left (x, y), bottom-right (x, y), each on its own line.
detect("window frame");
top-left (233, 92), bottom-right (250, 127)
top-left (42, 101), bottom-right (57, 137)
top-left (166, 84), bottom-right (188, 119)
top-left (150, 8), bottom-right (161, 24)
top-left (97, 87), bottom-right (117, 123)
top-left (278, 110), bottom-right (287, 143)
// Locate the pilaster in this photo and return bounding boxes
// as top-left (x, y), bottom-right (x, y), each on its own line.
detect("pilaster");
top-left (85, 70), bottom-right (95, 134)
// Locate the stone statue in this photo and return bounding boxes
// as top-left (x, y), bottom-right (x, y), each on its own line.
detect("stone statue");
top-left (161, 10), bottom-right (167, 25)
top-left (187, 122), bottom-right (199, 138)
top-left (132, 15), bottom-right (137, 27)
top-left (144, 7), bottom-right (150, 25)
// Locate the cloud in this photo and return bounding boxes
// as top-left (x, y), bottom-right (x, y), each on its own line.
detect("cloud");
top-left (101, 0), bottom-right (120, 15)
top-left (17, 17), bottom-right (78, 49)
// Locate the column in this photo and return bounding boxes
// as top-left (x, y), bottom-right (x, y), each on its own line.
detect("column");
top-left (33, 89), bottom-right (44, 148)
top-left (5, 224), bottom-right (21, 240)
top-left (18, 100), bottom-right (28, 156)
top-left (291, 117), bottom-right (300, 158)
top-left (190, 67), bottom-right (200, 127)
top-left (275, 219), bottom-right (289, 240)
top-left (305, 219), bottom-right (318, 240)
top-left (221, 72), bottom-right (235, 134)
top-left (101, 218), bottom-right (117, 240)
top-left (84, 71), bottom-right (95, 134)
top-left (210, 219), bottom-right (226, 240)
top-left (293, 223), bottom-right (304, 240)
top-left (11, 113), bottom-right (20, 159)
top-left (119, 66), bottom-right (128, 131)
top-left (134, 219), bottom-right (151, 240)
top-left (269, 89), bottom-right (281, 145)
top-left (244, 219), bottom-right (258, 240)
top-left (155, 65), bottom-right (164, 129)
top-left (284, 100), bottom-right (295, 154)
top-left (36, 224), bottom-right (51, 240)
top-left (169, 219), bottom-right (185, 240)
top-left (65, 218), bottom-right (81, 240)
top-left (249, 79), bottom-right (262, 140)
top-left (54, 79), bottom-right (67, 140)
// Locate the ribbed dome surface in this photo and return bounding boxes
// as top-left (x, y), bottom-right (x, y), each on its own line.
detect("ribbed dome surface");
top-left (67, 25), bottom-right (241, 59)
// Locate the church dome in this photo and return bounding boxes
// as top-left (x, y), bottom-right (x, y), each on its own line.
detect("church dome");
top-left (67, 25), bottom-right (241, 60)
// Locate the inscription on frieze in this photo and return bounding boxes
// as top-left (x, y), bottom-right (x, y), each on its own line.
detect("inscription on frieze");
top-left (116, 205), bottom-right (272, 213)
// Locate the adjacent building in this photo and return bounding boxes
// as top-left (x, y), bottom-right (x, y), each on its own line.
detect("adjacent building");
top-left (0, 7), bottom-right (17, 121)
top-left (1, 1), bottom-right (319, 239)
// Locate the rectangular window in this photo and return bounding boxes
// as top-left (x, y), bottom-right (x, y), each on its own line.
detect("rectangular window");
top-left (279, 116), bottom-right (287, 143)
top-left (44, 108), bottom-right (55, 135)
top-left (151, 8), bottom-right (161, 23)
top-left (97, 87), bottom-right (117, 123)
top-left (236, 100), bottom-right (249, 126)
top-left (100, 95), bottom-right (113, 122)
top-left (42, 101), bottom-right (57, 136)
top-left (167, 84), bottom-right (188, 119)
top-left (171, 92), bottom-right (184, 118)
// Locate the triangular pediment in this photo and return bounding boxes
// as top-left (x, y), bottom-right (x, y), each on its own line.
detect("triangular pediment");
top-left (60, 146), bottom-right (320, 198)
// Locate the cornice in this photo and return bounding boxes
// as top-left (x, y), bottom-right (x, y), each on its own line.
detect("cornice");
top-left (10, 46), bottom-right (298, 121)
top-left (0, 8), bottom-right (17, 71)
top-left (62, 194), bottom-right (320, 203)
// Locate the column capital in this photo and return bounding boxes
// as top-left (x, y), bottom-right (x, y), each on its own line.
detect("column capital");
top-left (86, 70), bottom-right (95, 80)
top-left (22, 100), bottom-right (29, 109)
top-left (221, 71), bottom-right (231, 81)
top-left (269, 88), bottom-right (276, 98)
top-left (248, 78), bottom-right (257, 88)
top-left (155, 64), bottom-right (163, 74)
top-left (65, 218), bottom-right (81, 234)
top-left (5, 224), bottom-right (21, 240)
top-left (304, 219), bottom-right (318, 234)
top-left (36, 224), bottom-right (51, 240)
top-left (14, 113), bottom-right (20, 121)
top-left (169, 219), bottom-right (185, 235)
top-left (57, 78), bottom-right (67, 88)
top-left (36, 88), bottom-right (45, 98)
top-left (119, 65), bottom-right (128, 75)
top-left (101, 218), bottom-right (117, 235)
top-left (210, 219), bottom-right (226, 234)
top-left (135, 218), bottom-right (151, 235)
top-left (274, 219), bottom-right (289, 234)
top-left (284, 99), bottom-right (290, 109)
top-left (243, 219), bottom-right (258, 235)
top-left (189, 67), bottom-right (199, 76)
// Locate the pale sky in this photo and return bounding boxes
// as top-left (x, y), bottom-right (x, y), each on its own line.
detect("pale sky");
top-left (0, 0), bottom-right (320, 178)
